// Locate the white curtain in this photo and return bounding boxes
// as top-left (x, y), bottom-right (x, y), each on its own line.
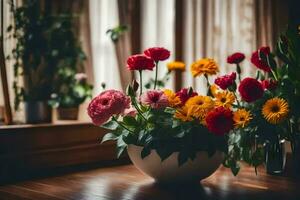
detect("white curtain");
top-left (89, 0), bottom-right (122, 95)
top-left (182, 0), bottom-right (258, 94)
top-left (141, 0), bottom-right (175, 90)
top-left (0, 0), bottom-right (21, 121)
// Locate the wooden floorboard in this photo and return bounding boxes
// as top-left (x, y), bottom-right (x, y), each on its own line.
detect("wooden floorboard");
top-left (0, 164), bottom-right (299, 200)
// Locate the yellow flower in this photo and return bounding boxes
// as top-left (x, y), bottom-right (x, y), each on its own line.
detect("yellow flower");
top-left (185, 95), bottom-right (214, 119)
top-left (210, 84), bottom-right (222, 98)
top-left (214, 91), bottom-right (235, 108)
top-left (174, 106), bottom-right (193, 122)
top-left (191, 58), bottom-right (219, 77)
top-left (167, 61), bottom-right (185, 71)
top-left (262, 97), bottom-right (289, 124)
top-left (164, 89), bottom-right (181, 107)
top-left (233, 109), bottom-right (252, 128)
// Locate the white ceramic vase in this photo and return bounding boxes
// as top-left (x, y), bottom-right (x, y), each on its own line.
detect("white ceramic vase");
top-left (127, 145), bottom-right (224, 183)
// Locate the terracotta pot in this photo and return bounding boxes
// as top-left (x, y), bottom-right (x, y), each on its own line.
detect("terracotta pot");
top-left (57, 107), bottom-right (79, 120)
top-left (127, 145), bottom-right (224, 184)
top-left (25, 101), bottom-right (52, 124)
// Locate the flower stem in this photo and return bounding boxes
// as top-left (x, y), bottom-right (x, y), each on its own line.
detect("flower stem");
top-left (233, 92), bottom-right (241, 107)
top-left (154, 61), bottom-right (159, 90)
top-left (205, 74), bottom-right (212, 96)
top-left (112, 116), bottom-right (134, 133)
top-left (131, 99), bottom-right (147, 121)
top-left (236, 64), bottom-right (242, 82)
top-left (270, 69), bottom-right (278, 81)
top-left (139, 70), bottom-right (143, 96)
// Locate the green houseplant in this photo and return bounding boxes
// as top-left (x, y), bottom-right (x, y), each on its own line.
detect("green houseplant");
top-left (48, 13), bottom-right (92, 120)
top-left (49, 71), bottom-right (93, 120)
top-left (7, 0), bottom-right (56, 123)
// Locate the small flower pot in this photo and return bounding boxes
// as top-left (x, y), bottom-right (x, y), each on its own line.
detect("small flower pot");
top-left (265, 139), bottom-right (286, 175)
top-left (57, 107), bottom-right (79, 120)
top-left (25, 101), bottom-right (52, 124)
top-left (127, 145), bottom-right (224, 184)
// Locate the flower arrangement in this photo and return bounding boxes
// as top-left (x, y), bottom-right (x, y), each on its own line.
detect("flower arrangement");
top-left (88, 47), bottom-right (235, 168)
top-left (88, 25), bottom-right (299, 177)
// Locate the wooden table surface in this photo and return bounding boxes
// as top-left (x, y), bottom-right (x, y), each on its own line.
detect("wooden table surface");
top-left (0, 164), bottom-right (299, 200)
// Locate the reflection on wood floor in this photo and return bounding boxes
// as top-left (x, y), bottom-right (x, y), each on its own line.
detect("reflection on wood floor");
top-left (0, 164), bottom-right (300, 200)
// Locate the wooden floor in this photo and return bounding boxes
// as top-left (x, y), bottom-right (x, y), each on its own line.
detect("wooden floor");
top-left (0, 164), bottom-right (299, 200)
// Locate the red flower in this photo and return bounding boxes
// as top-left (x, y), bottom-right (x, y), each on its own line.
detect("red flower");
top-left (176, 88), bottom-right (198, 105)
top-left (261, 79), bottom-right (277, 91)
top-left (227, 52), bottom-right (245, 64)
top-left (205, 107), bottom-right (234, 136)
top-left (250, 46), bottom-right (271, 72)
top-left (127, 54), bottom-right (155, 71)
top-left (144, 47), bottom-right (170, 62)
top-left (238, 78), bottom-right (264, 102)
top-left (214, 72), bottom-right (236, 90)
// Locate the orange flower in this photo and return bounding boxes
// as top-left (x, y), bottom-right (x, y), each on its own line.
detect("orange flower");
top-left (191, 58), bottom-right (219, 77)
top-left (167, 61), bottom-right (185, 71)
top-left (174, 106), bottom-right (193, 122)
top-left (164, 89), bottom-right (181, 107)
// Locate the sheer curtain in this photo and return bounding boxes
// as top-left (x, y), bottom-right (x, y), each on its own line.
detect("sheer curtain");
top-left (89, 0), bottom-right (122, 95)
top-left (0, 0), bottom-right (21, 121)
top-left (182, 0), bottom-right (258, 94)
top-left (141, 0), bottom-right (175, 90)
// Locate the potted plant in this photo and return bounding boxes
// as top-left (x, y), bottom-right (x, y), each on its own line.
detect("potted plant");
top-left (44, 11), bottom-right (92, 120)
top-left (49, 72), bottom-right (93, 120)
top-left (7, 0), bottom-right (56, 123)
top-left (87, 47), bottom-right (247, 183)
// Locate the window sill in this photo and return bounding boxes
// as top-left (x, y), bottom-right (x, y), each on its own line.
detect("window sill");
top-left (0, 120), bottom-right (92, 131)
top-left (0, 120), bottom-right (125, 182)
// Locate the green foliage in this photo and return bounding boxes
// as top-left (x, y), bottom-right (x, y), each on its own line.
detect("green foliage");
top-left (47, 12), bottom-right (92, 108)
top-left (100, 95), bottom-right (228, 164)
top-left (8, 0), bottom-right (55, 109)
top-left (7, 0), bottom-right (90, 110)
top-left (106, 25), bottom-right (128, 42)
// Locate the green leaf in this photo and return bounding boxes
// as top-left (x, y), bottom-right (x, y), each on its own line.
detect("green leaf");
top-left (101, 133), bottom-right (118, 143)
top-left (123, 116), bottom-right (138, 126)
top-left (174, 130), bottom-right (185, 138)
top-left (101, 120), bottom-right (119, 130)
top-left (122, 133), bottom-right (136, 144)
top-left (164, 107), bottom-right (176, 114)
top-left (156, 147), bottom-right (173, 161)
top-left (116, 145), bottom-right (126, 158)
top-left (231, 164), bottom-right (240, 176)
top-left (116, 137), bottom-right (127, 158)
top-left (178, 151), bottom-right (189, 166)
top-left (172, 120), bottom-right (181, 128)
top-left (141, 147), bottom-right (151, 159)
top-left (266, 54), bottom-right (277, 70)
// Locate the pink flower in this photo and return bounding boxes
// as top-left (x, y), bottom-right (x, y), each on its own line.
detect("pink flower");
top-left (123, 107), bottom-right (137, 117)
top-left (140, 90), bottom-right (169, 109)
top-left (127, 54), bottom-right (155, 71)
top-left (144, 47), bottom-right (170, 62)
top-left (176, 88), bottom-right (198, 105)
top-left (87, 90), bottom-right (130, 125)
top-left (214, 72), bottom-right (236, 90)
top-left (75, 73), bottom-right (87, 82)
